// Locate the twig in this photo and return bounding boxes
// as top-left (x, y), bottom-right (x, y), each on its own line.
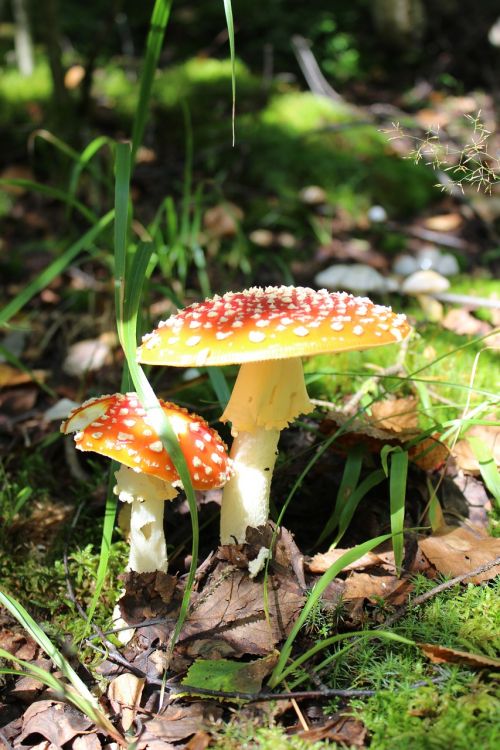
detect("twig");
top-left (382, 555), bottom-right (500, 628)
top-left (291, 36), bottom-right (343, 102)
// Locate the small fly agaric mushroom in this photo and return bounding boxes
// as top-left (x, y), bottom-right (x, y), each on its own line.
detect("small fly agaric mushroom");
top-left (61, 393), bottom-right (231, 572)
top-left (137, 286), bottom-right (411, 544)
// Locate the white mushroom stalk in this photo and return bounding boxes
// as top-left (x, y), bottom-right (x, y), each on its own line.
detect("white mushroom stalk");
top-left (137, 286), bottom-right (412, 545)
top-left (113, 465), bottom-right (177, 573)
top-left (220, 358), bottom-right (312, 543)
top-left (60, 392), bottom-right (232, 571)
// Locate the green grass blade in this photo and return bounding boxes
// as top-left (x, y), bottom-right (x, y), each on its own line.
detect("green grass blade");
top-left (0, 645), bottom-right (122, 740)
top-left (331, 469), bottom-right (386, 549)
top-left (316, 447), bottom-right (364, 547)
top-left (0, 211), bottom-right (114, 328)
top-left (389, 449), bottom-right (408, 575)
top-left (114, 142), bottom-right (199, 656)
top-left (468, 436), bottom-right (500, 510)
top-left (0, 179), bottom-right (97, 223)
top-left (68, 135), bottom-right (113, 201)
top-left (278, 630), bottom-right (415, 685)
top-left (268, 533), bottom-right (393, 688)
top-left (222, 0), bottom-right (236, 144)
top-left (131, 0), bottom-right (174, 162)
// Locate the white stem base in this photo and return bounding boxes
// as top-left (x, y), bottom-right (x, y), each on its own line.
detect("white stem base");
top-left (128, 496), bottom-right (168, 573)
top-left (114, 465), bottom-right (176, 573)
top-left (220, 427), bottom-right (280, 544)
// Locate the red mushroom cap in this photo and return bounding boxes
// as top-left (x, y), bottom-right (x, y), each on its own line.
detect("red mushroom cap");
top-left (61, 393), bottom-right (231, 489)
top-left (137, 286), bottom-right (411, 367)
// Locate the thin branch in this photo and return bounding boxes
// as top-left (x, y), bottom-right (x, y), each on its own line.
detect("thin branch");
top-left (382, 555), bottom-right (500, 628)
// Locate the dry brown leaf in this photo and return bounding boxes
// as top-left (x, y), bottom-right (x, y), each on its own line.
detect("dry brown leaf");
top-left (423, 214), bottom-right (463, 232)
top-left (419, 526), bottom-right (500, 583)
top-left (0, 165), bottom-right (35, 195)
top-left (307, 549), bottom-right (383, 575)
top-left (108, 672), bottom-right (145, 731)
top-left (342, 573), bottom-right (409, 602)
top-left (178, 562), bottom-right (304, 658)
top-left (442, 309), bottom-right (492, 337)
top-left (0, 363), bottom-right (46, 388)
top-left (418, 643), bottom-right (500, 669)
top-left (18, 701), bottom-right (93, 747)
top-left (73, 734), bottom-right (103, 750)
top-left (453, 423), bottom-right (500, 474)
top-left (62, 337), bottom-right (112, 376)
top-left (138, 703), bottom-right (222, 745)
top-left (293, 715), bottom-right (366, 746)
top-left (185, 731), bottom-right (212, 750)
top-left (370, 397), bottom-right (419, 432)
top-left (203, 203), bottom-right (243, 238)
top-left (64, 64), bottom-right (86, 89)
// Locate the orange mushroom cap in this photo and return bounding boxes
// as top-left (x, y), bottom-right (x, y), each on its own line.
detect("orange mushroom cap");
top-left (61, 393), bottom-right (231, 489)
top-left (137, 286), bottom-right (411, 367)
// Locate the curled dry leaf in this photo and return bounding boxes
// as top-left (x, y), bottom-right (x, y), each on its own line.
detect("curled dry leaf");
top-left (108, 672), bottom-right (146, 731)
top-left (419, 525), bottom-right (500, 583)
top-left (442, 308), bottom-right (492, 337)
top-left (453, 423), bottom-right (500, 474)
top-left (137, 703), bottom-right (222, 745)
top-left (307, 549), bottom-right (384, 575)
top-left (418, 643), bottom-right (500, 669)
top-left (293, 715), bottom-right (367, 746)
top-left (370, 397), bottom-right (419, 433)
top-left (18, 700), bottom-right (93, 748)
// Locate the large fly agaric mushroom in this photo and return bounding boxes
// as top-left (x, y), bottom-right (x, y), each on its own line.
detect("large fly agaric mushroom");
top-left (137, 286), bottom-right (411, 543)
top-left (61, 393), bottom-right (231, 572)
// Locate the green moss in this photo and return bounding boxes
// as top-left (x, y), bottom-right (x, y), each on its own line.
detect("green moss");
top-left (241, 92), bottom-right (436, 216)
top-left (0, 61), bottom-right (52, 126)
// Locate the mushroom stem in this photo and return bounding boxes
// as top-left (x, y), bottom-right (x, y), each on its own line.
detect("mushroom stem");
top-left (114, 465), bottom-right (177, 573)
top-left (220, 357), bottom-right (313, 543)
top-left (128, 496), bottom-right (169, 573)
top-left (220, 427), bottom-right (280, 544)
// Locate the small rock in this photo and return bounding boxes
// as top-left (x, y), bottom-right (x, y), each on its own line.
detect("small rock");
top-left (44, 398), bottom-right (80, 422)
top-left (63, 338), bottom-right (111, 376)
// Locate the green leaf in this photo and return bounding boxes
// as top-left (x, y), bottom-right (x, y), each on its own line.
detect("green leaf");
top-left (317, 447), bottom-right (364, 546)
top-left (222, 0), bottom-right (236, 144)
top-left (182, 653), bottom-right (278, 697)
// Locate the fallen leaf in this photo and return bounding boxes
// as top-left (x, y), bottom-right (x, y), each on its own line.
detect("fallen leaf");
top-left (442, 309), bottom-right (492, 337)
top-left (370, 397), bottom-right (419, 433)
top-left (423, 214), bottom-right (463, 232)
top-left (138, 703), bottom-right (222, 745)
top-left (108, 672), bottom-right (145, 731)
top-left (18, 701), bottom-right (93, 747)
top-left (293, 715), bottom-right (366, 746)
top-left (73, 734), bottom-right (103, 750)
top-left (453, 424), bottom-right (500, 474)
top-left (63, 338), bottom-right (112, 376)
top-left (418, 643), bottom-right (500, 669)
top-left (64, 64), bottom-right (86, 89)
top-left (178, 562), bottom-right (304, 659)
top-left (0, 363), bottom-right (46, 388)
top-left (419, 526), bottom-right (500, 583)
top-left (307, 549), bottom-right (383, 575)
top-left (203, 203), bottom-right (243, 238)
top-left (185, 731), bottom-right (212, 750)
top-left (342, 573), bottom-right (409, 602)
top-left (181, 653), bottom-right (278, 697)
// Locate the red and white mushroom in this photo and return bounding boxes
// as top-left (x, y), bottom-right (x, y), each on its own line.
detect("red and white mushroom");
top-left (137, 286), bottom-right (412, 544)
top-left (61, 392), bottom-right (231, 572)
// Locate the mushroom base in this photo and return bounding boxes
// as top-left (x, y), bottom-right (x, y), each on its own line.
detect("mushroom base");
top-left (220, 427), bottom-right (280, 544)
top-left (114, 465), bottom-right (176, 573)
